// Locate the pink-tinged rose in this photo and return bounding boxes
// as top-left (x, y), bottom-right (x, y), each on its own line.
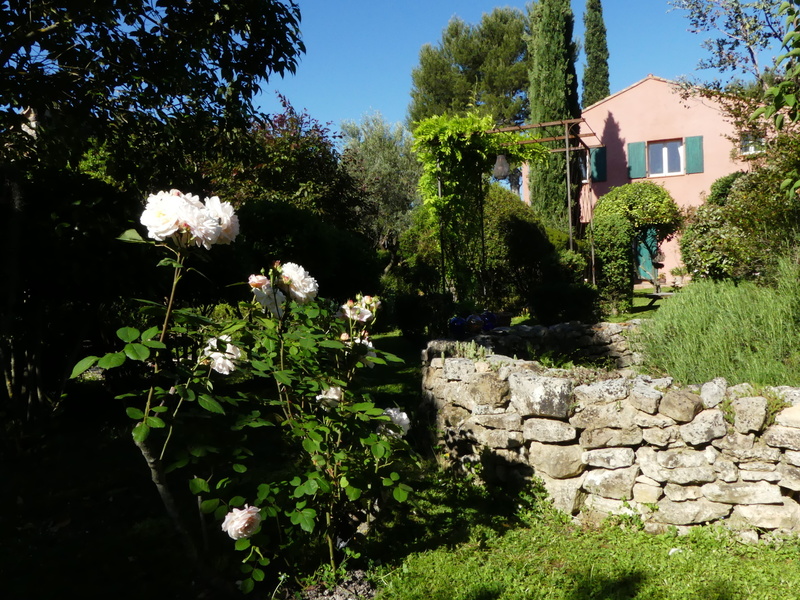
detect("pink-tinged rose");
top-left (221, 505), bottom-right (262, 540)
top-left (248, 274), bottom-right (268, 289)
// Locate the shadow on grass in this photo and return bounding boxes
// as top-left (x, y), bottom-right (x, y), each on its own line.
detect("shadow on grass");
top-left (564, 571), bottom-right (739, 600)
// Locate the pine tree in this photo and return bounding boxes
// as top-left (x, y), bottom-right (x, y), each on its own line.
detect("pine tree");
top-left (582, 0), bottom-right (611, 107)
top-left (527, 0), bottom-right (581, 232)
top-left (409, 8), bottom-right (531, 127)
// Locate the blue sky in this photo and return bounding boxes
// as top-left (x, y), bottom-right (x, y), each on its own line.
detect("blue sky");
top-left (255, 0), bottom-right (770, 131)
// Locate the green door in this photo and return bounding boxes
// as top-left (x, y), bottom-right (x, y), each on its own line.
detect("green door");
top-left (636, 227), bottom-right (658, 281)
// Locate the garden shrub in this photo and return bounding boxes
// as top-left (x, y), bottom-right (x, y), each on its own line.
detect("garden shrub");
top-left (591, 211), bottom-right (634, 315)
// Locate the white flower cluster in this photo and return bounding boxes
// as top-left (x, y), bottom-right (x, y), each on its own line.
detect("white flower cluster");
top-left (249, 262), bottom-right (318, 318)
top-left (337, 294), bottom-right (381, 323)
top-left (140, 189), bottom-right (239, 249)
top-left (202, 335), bottom-right (241, 375)
top-left (221, 504), bottom-right (262, 540)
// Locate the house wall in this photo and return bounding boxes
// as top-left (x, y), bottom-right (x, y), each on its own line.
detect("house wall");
top-left (580, 76), bottom-right (751, 277)
top-left (522, 76), bottom-right (753, 279)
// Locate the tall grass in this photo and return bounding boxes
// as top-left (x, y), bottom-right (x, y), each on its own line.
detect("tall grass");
top-left (636, 257), bottom-right (800, 386)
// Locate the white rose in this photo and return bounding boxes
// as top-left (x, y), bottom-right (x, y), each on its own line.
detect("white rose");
top-left (280, 262), bottom-right (318, 304)
top-left (338, 301), bottom-right (373, 323)
top-left (183, 203), bottom-right (221, 250)
top-left (253, 283), bottom-right (286, 318)
top-left (140, 191), bottom-right (183, 241)
top-left (221, 505), bottom-right (262, 540)
top-left (383, 407), bottom-right (411, 436)
top-left (316, 386), bottom-right (343, 408)
top-left (204, 195), bottom-right (240, 244)
top-left (203, 335), bottom-right (241, 375)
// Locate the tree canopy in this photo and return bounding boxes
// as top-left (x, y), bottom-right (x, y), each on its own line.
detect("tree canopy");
top-left (408, 7), bottom-right (531, 127)
top-left (1, 0), bottom-right (305, 167)
top-left (526, 0), bottom-right (581, 232)
top-left (582, 0), bottom-right (611, 107)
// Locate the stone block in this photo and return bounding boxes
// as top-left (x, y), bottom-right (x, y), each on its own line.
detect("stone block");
top-left (582, 447), bottom-right (635, 469)
top-left (653, 498), bottom-right (731, 525)
top-left (629, 383), bottom-right (662, 414)
top-left (731, 498), bottom-right (800, 531)
top-left (632, 482), bottom-right (663, 504)
top-left (777, 462), bottom-right (800, 492)
top-left (580, 426), bottom-right (643, 449)
top-left (763, 425), bottom-right (800, 452)
top-left (656, 448), bottom-right (709, 469)
top-left (469, 373), bottom-right (510, 410)
top-left (664, 483), bottom-right (703, 501)
top-left (776, 404), bottom-right (800, 428)
top-left (713, 459), bottom-right (739, 483)
top-left (572, 379), bottom-right (630, 406)
top-left (470, 413), bottom-right (522, 431)
top-left (679, 409), bottom-right (727, 446)
top-left (583, 465), bottom-right (640, 500)
top-left (642, 426), bottom-right (679, 447)
top-left (700, 377), bottom-right (727, 408)
top-left (509, 373), bottom-right (572, 419)
top-left (443, 358), bottom-right (476, 381)
top-left (569, 401), bottom-right (638, 430)
top-left (522, 418), bottom-right (577, 443)
top-left (660, 390), bottom-right (703, 423)
top-left (701, 481), bottom-right (783, 505)
top-left (732, 396), bottom-right (767, 434)
top-left (528, 441), bottom-right (585, 479)
top-left (537, 472), bottom-right (586, 515)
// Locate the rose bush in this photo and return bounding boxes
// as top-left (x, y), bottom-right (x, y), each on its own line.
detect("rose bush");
top-left (72, 190), bottom-right (417, 594)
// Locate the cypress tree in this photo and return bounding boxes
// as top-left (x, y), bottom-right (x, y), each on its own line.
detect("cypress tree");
top-left (582, 0), bottom-right (611, 107)
top-left (527, 0), bottom-right (581, 232)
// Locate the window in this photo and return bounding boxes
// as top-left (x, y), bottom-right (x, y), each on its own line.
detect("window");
top-left (627, 136), bottom-right (704, 178)
top-left (648, 140), bottom-right (683, 176)
top-left (740, 133), bottom-right (765, 155)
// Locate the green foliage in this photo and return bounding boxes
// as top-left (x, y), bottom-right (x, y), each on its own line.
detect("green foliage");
top-left (592, 212), bottom-right (635, 315)
top-left (375, 515), bottom-right (800, 600)
top-left (679, 203), bottom-right (758, 280)
top-left (527, 0), bottom-right (581, 232)
top-left (408, 8), bottom-right (532, 127)
top-left (681, 140), bottom-right (800, 281)
top-left (411, 112), bottom-right (547, 307)
top-left (670, 0), bottom-right (786, 85)
top-left (594, 182), bottom-right (682, 242)
top-left (706, 171), bottom-right (745, 206)
top-left (340, 112), bottom-right (422, 253)
top-left (2, 0), bottom-right (304, 170)
top-left (591, 182), bottom-right (680, 314)
top-left (636, 255), bottom-right (800, 385)
top-left (582, 0), bottom-right (611, 107)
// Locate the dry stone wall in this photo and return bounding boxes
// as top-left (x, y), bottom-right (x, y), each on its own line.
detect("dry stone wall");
top-left (422, 340), bottom-right (800, 536)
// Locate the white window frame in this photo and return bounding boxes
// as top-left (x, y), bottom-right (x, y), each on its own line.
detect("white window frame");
top-left (647, 139), bottom-right (684, 177)
top-left (740, 133), bottom-right (765, 156)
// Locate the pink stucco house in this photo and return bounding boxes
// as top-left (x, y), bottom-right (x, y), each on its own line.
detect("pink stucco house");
top-left (524, 75), bottom-right (755, 282)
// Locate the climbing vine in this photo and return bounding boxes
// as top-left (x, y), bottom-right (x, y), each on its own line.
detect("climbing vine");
top-left (411, 112), bottom-right (547, 305)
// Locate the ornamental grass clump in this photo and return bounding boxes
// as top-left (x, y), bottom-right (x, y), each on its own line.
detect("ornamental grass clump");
top-left (636, 255), bottom-right (800, 386)
top-left (72, 189), bottom-right (417, 594)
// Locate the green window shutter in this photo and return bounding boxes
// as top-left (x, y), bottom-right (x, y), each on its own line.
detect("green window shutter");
top-left (627, 142), bottom-right (646, 178)
top-left (685, 135), bottom-right (704, 174)
top-left (590, 147), bottom-right (606, 182)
